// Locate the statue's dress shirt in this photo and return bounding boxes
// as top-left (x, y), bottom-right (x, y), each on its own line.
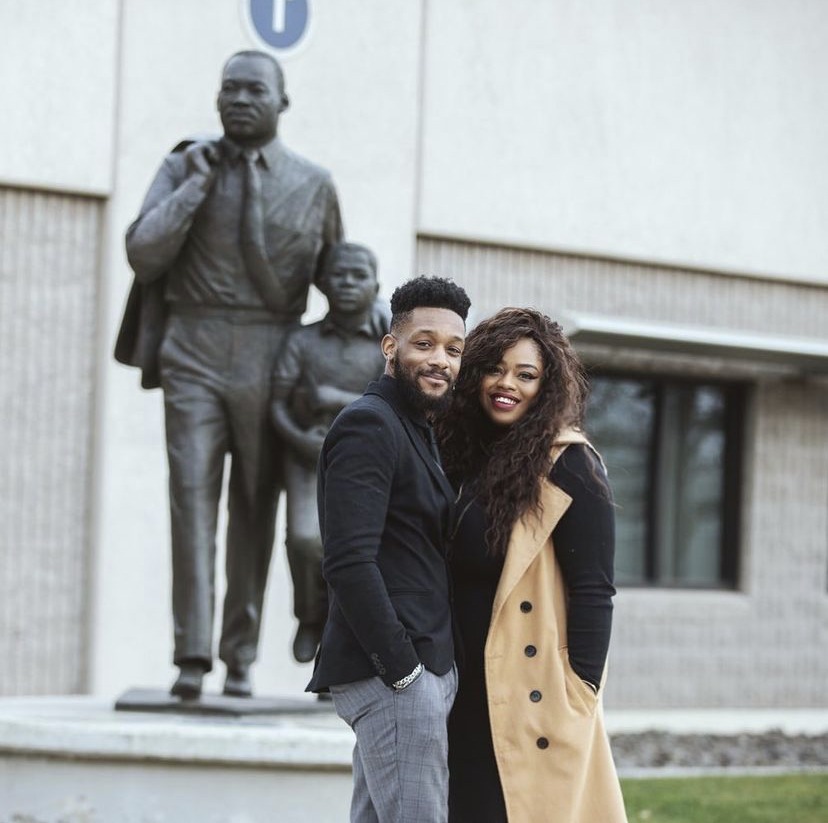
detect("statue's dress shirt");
top-left (126, 136), bottom-right (342, 321)
top-left (272, 315), bottom-right (386, 430)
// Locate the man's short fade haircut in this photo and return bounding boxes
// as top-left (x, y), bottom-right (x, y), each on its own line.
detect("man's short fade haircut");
top-left (389, 276), bottom-right (471, 333)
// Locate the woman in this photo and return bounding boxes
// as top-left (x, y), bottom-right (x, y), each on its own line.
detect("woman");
top-left (437, 308), bottom-right (627, 822)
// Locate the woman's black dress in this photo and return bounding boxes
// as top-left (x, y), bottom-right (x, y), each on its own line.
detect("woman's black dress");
top-left (447, 445), bottom-right (616, 822)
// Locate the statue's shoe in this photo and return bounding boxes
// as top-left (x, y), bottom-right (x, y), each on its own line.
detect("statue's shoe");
top-left (223, 667), bottom-right (253, 698)
top-left (170, 663), bottom-right (205, 700)
top-left (292, 624), bottom-right (322, 663)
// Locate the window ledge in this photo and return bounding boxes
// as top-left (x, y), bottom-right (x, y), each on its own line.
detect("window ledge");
top-left (561, 312), bottom-right (828, 374)
top-left (617, 588), bottom-right (751, 617)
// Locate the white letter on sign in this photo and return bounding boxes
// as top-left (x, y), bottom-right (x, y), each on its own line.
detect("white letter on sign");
top-left (272, 0), bottom-right (295, 33)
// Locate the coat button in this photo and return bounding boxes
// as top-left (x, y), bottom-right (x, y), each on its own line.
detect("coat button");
top-left (524, 645), bottom-right (537, 657)
top-left (530, 690), bottom-right (542, 702)
top-left (520, 601), bottom-right (533, 613)
top-left (536, 737), bottom-right (549, 749)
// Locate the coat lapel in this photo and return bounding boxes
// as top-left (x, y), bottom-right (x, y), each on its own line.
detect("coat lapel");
top-left (490, 429), bottom-right (589, 623)
top-left (490, 480), bottom-right (572, 623)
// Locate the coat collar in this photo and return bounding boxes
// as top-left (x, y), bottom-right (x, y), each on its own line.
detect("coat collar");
top-left (490, 428), bottom-right (590, 622)
top-left (366, 375), bottom-right (427, 426)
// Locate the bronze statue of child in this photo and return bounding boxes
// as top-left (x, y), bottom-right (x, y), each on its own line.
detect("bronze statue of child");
top-left (271, 242), bottom-right (388, 662)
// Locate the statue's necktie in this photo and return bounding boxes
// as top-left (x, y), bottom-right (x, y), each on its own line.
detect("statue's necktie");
top-left (240, 149), bottom-right (284, 311)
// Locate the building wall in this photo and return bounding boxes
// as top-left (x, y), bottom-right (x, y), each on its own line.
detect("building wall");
top-left (417, 235), bottom-right (828, 707)
top-left (0, 1), bottom-right (825, 704)
top-left (416, 236), bottom-right (828, 340)
top-left (0, 187), bottom-right (102, 694)
top-left (418, 0), bottom-right (828, 283)
top-left (0, 0), bottom-right (120, 194)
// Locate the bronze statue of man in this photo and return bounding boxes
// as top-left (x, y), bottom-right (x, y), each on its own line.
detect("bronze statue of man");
top-left (116, 50), bottom-right (342, 699)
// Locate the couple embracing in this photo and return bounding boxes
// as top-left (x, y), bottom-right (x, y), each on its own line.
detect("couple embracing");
top-left (308, 276), bottom-right (627, 823)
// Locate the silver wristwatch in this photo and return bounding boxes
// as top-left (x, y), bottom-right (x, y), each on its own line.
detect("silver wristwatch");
top-left (392, 662), bottom-right (424, 691)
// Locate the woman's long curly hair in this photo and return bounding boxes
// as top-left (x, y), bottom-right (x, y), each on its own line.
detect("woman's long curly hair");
top-left (436, 308), bottom-right (589, 556)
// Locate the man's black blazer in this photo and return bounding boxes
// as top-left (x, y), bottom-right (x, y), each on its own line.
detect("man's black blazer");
top-left (307, 375), bottom-right (456, 691)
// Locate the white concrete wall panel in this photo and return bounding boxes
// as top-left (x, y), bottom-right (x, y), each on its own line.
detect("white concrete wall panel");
top-left (0, 0), bottom-right (120, 194)
top-left (419, 0), bottom-right (828, 283)
top-left (0, 758), bottom-right (352, 823)
top-left (94, 0), bottom-right (425, 697)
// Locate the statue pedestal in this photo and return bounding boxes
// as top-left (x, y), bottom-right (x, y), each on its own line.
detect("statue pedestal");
top-left (114, 686), bottom-right (334, 717)
top-left (0, 695), bottom-right (353, 822)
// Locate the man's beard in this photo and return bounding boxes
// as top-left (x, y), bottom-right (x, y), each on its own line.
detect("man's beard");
top-left (393, 352), bottom-right (453, 417)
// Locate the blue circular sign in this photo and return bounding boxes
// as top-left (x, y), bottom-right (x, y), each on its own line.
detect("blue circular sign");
top-left (247, 0), bottom-right (310, 51)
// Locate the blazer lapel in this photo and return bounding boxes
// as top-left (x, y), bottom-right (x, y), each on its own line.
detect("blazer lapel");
top-left (365, 376), bottom-right (456, 505)
top-left (400, 416), bottom-right (456, 505)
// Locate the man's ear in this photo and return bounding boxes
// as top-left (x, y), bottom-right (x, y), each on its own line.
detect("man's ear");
top-left (381, 333), bottom-right (396, 370)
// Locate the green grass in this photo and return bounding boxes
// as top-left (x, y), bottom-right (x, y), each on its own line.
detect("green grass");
top-left (621, 773), bottom-right (828, 823)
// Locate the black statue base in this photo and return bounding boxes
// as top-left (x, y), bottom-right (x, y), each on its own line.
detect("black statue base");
top-left (115, 687), bottom-right (332, 718)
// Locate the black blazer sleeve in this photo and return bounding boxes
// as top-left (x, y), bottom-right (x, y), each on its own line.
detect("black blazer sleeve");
top-left (319, 404), bottom-right (420, 686)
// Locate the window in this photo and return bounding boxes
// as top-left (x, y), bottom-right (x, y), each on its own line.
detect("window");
top-left (586, 373), bottom-right (745, 589)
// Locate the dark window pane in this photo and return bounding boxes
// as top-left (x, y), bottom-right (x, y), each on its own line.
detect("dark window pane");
top-left (586, 372), bottom-right (740, 590)
top-left (586, 378), bottom-right (653, 585)
top-left (656, 385), bottom-right (725, 586)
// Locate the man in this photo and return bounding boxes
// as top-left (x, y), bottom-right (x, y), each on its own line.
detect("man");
top-left (117, 50), bottom-right (342, 699)
top-left (271, 242), bottom-right (387, 664)
top-left (308, 276), bottom-right (471, 822)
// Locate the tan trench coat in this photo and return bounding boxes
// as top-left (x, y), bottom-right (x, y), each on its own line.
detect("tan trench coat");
top-left (485, 431), bottom-right (628, 822)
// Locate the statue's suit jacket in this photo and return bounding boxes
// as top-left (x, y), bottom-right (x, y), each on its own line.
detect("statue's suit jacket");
top-left (114, 275), bottom-right (166, 389)
top-left (113, 137), bottom-right (198, 389)
top-left (307, 376), bottom-right (456, 691)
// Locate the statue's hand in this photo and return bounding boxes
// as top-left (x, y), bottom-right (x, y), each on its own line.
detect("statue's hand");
top-left (295, 425), bottom-right (328, 465)
top-left (312, 383), bottom-right (346, 414)
top-left (184, 141), bottom-right (220, 186)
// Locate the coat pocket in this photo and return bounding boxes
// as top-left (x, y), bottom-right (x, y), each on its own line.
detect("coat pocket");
top-left (558, 647), bottom-right (599, 717)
